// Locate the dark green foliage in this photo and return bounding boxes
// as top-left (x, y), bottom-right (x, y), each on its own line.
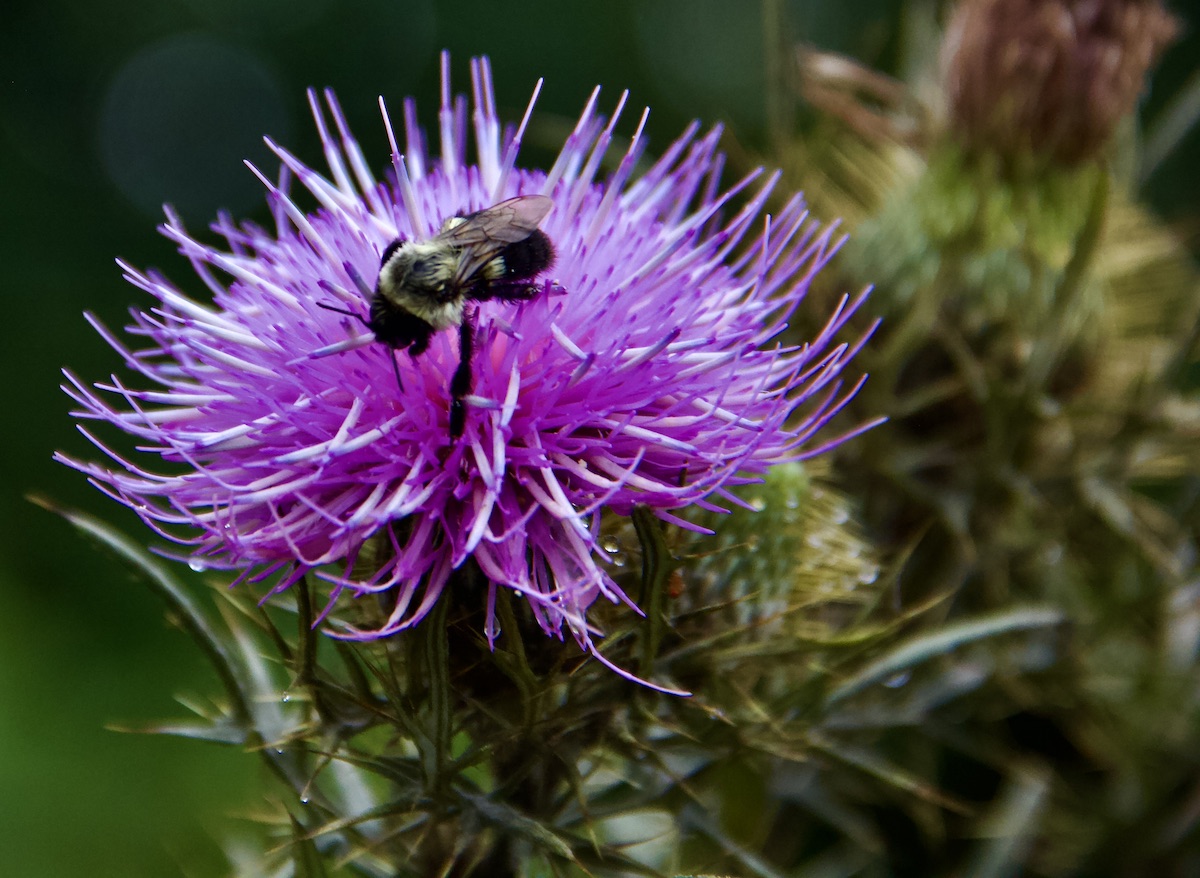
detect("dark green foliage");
top-left (42, 464), bottom-right (1073, 876)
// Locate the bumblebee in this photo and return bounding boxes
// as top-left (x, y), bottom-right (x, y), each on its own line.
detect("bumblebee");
top-left (325, 195), bottom-right (555, 438)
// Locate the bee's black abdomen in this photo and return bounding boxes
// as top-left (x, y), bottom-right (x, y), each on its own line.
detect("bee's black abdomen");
top-left (369, 297), bottom-right (435, 355)
top-left (500, 230), bottom-right (554, 281)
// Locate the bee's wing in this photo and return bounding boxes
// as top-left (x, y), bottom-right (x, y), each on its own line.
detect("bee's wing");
top-left (435, 195), bottom-right (553, 285)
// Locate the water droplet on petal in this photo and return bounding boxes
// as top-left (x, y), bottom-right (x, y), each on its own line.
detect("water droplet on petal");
top-left (188, 559), bottom-right (207, 572)
top-left (281, 691), bottom-right (291, 703)
top-left (884, 670), bottom-right (911, 688)
top-left (600, 535), bottom-right (621, 554)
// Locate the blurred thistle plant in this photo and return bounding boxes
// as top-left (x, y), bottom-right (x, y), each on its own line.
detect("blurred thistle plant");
top-left (784, 0), bottom-right (1193, 598)
top-left (750, 0), bottom-right (1200, 872)
top-left (46, 51), bottom-right (928, 877)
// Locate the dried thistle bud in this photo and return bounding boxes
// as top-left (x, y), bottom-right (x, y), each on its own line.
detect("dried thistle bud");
top-left (941, 0), bottom-right (1178, 166)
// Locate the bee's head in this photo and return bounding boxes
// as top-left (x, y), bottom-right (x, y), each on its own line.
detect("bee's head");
top-left (376, 239), bottom-right (456, 304)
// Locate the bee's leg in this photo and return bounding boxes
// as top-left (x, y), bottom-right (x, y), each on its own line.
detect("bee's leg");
top-left (486, 280), bottom-right (543, 302)
top-left (449, 308), bottom-right (476, 439)
top-left (387, 322), bottom-right (438, 397)
top-left (388, 350), bottom-right (404, 395)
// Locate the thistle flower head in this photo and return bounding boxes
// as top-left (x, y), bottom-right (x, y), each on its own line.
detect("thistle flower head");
top-left (941, 0), bottom-right (1178, 167)
top-left (60, 54), bottom-right (875, 681)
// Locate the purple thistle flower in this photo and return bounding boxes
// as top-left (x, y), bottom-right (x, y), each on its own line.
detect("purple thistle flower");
top-left (60, 54), bottom-right (877, 684)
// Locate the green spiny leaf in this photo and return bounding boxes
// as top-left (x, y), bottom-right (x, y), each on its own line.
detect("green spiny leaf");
top-left (30, 494), bottom-right (254, 727)
top-left (288, 811), bottom-right (331, 878)
top-left (826, 606), bottom-right (1065, 705)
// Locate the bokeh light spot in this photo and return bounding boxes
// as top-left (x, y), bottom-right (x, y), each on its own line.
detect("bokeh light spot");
top-left (97, 34), bottom-right (291, 223)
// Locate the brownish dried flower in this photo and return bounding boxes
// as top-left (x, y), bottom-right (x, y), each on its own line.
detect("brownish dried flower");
top-left (941, 0), bottom-right (1178, 166)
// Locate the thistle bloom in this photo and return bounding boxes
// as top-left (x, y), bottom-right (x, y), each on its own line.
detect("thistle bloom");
top-left (942, 0), bottom-right (1178, 166)
top-left (61, 55), bottom-right (875, 680)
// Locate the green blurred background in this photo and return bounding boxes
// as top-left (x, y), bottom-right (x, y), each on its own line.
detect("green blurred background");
top-left (2, 1), bottom-right (1197, 874)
